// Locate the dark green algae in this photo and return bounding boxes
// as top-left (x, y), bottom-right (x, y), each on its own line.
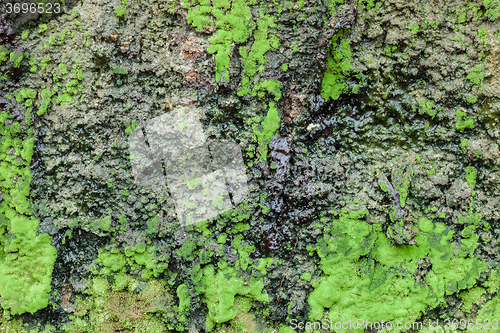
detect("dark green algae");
top-left (2, 0), bottom-right (500, 332)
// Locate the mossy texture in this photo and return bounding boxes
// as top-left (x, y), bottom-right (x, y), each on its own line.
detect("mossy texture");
top-left (253, 102), bottom-right (280, 161)
top-left (65, 275), bottom-right (174, 333)
top-left (308, 210), bottom-right (488, 332)
top-left (0, 111), bottom-right (57, 316)
top-left (200, 262), bottom-right (268, 330)
top-left (321, 30), bottom-right (353, 101)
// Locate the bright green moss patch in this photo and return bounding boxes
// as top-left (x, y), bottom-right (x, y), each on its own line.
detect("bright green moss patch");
top-left (307, 210), bottom-right (488, 332)
top-left (176, 283), bottom-right (191, 319)
top-left (456, 108), bottom-right (474, 131)
top-left (59, 63), bottom-right (68, 74)
top-left (200, 262), bottom-right (268, 330)
top-left (253, 102), bottom-right (280, 161)
top-left (37, 88), bottom-right (56, 116)
top-left (115, 0), bottom-right (128, 17)
top-left (465, 166), bottom-right (477, 189)
top-left (419, 99), bottom-right (438, 118)
top-left (186, 0), bottom-right (281, 97)
top-left (38, 24), bottom-right (48, 33)
top-left (0, 46), bottom-right (8, 62)
top-left (186, 0), bottom-right (213, 30)
top-left (15, 89), bottom-right (35, 105)
top-left (300, 272), bottom-right (311, 282)
top-left (408, 24), bottom-right (419, 35)
top-left (190, 0), bottom-right (255, 83)
top-left (321, 30), bottom-right (353, 101)
top-left (467, 64), bottom-right (484, 90)
top-left (460, 287), bottom-right (486, 313)
top-left (0, 110), bottom-right (57, 317)
top-left (238, 11), bottom-right (280, 98)
top-left (94, 244), bottom-right (169, 281)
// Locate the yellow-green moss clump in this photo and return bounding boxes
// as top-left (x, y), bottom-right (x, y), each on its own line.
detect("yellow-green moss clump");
top-left (0, 111), bottom-right (57, 317)
top-left (185, 0), bottom-right (255, 83)
top-left (321, 30), bottom-right (353, 101)
top-left (252, 102), bottom-right (280, 161)
top-left (200, 262), bottom-right (268, 331)
top-left (307, 210), bottom-right (488, 332)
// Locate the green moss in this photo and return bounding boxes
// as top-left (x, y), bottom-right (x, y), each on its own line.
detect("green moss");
top-left (384, 44), bottom-right (397, 57)
top-left (14, 89), bottom-right (36, 106)
top-left (176, 283), bottom-right (191, 321)
top-left (94, 244), bottom-right (168, 281)
top-left (460, 287), bottom-right (486, 313)
top-left (29, 57), bottom-right (37, 73)
top-left (38, 24), bottom-right (48, 33)
top-left (300, 272), bottom-right (311, 282)
top-left (307, 210), bottom-right (488, 331)
top-left (115, 1), bottom-right (127, 18)
top-left (177, 239), bottom-right (197, 261)
top-left (146, 216), bottom-right (159, 234)
top-left (21, 30), bottom-right (29, 40)
top-left (40, 57), bottom-right (51, 71)
top-left (465, 166), bottom-right (477, 189)
top-left (461, 138), bottom-right (469, 150)
top-left (111, 64), bottom-right (128, 75)
top-left (53, 93), bottom-right (73, 106)
top-left (408, 24), bottom-right (419, 35)
top-left (419, 99), bottom-right (438, 118)
top-left (58, 63), bottom-right (68, 74)
top-left (0, 109), bottom-right (57, 317)
top-left (186, 0), bottom-right (213, 30)
top-left (37, 88), bottom-right (56, 116)
top-left (195, 219), bottom-right (213, 237)
top-left (66, 275), bottom-right (174, 332)
top-left (97, 216), bottom-right (112, 232)
top-left (200, 262), bottom-right (268, 330)
top-left (253, 102), bottom-right (280, 161)
top-left (321, 30), bottom-right (352, 101)
top-left (9, 52), bottom-right (24, 68)
top-left (467, 64), bottom-right (484, 90)
top-left (456, 108), bottom-right (474, 131)
top-left (0, 46), bottom-right (8, 62)
top-left (484, 0), bottom-right (500, 20)
top-left (124, 120), bottom-right (138, 135)
top-left (468, 296), bottom-right (500, 333)
top-left (238, 11), bottom-right (280, 98)
top-left (186, 0), bottom-right (255, 82)
top-left (485, 270), bottom-right (500, 294)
